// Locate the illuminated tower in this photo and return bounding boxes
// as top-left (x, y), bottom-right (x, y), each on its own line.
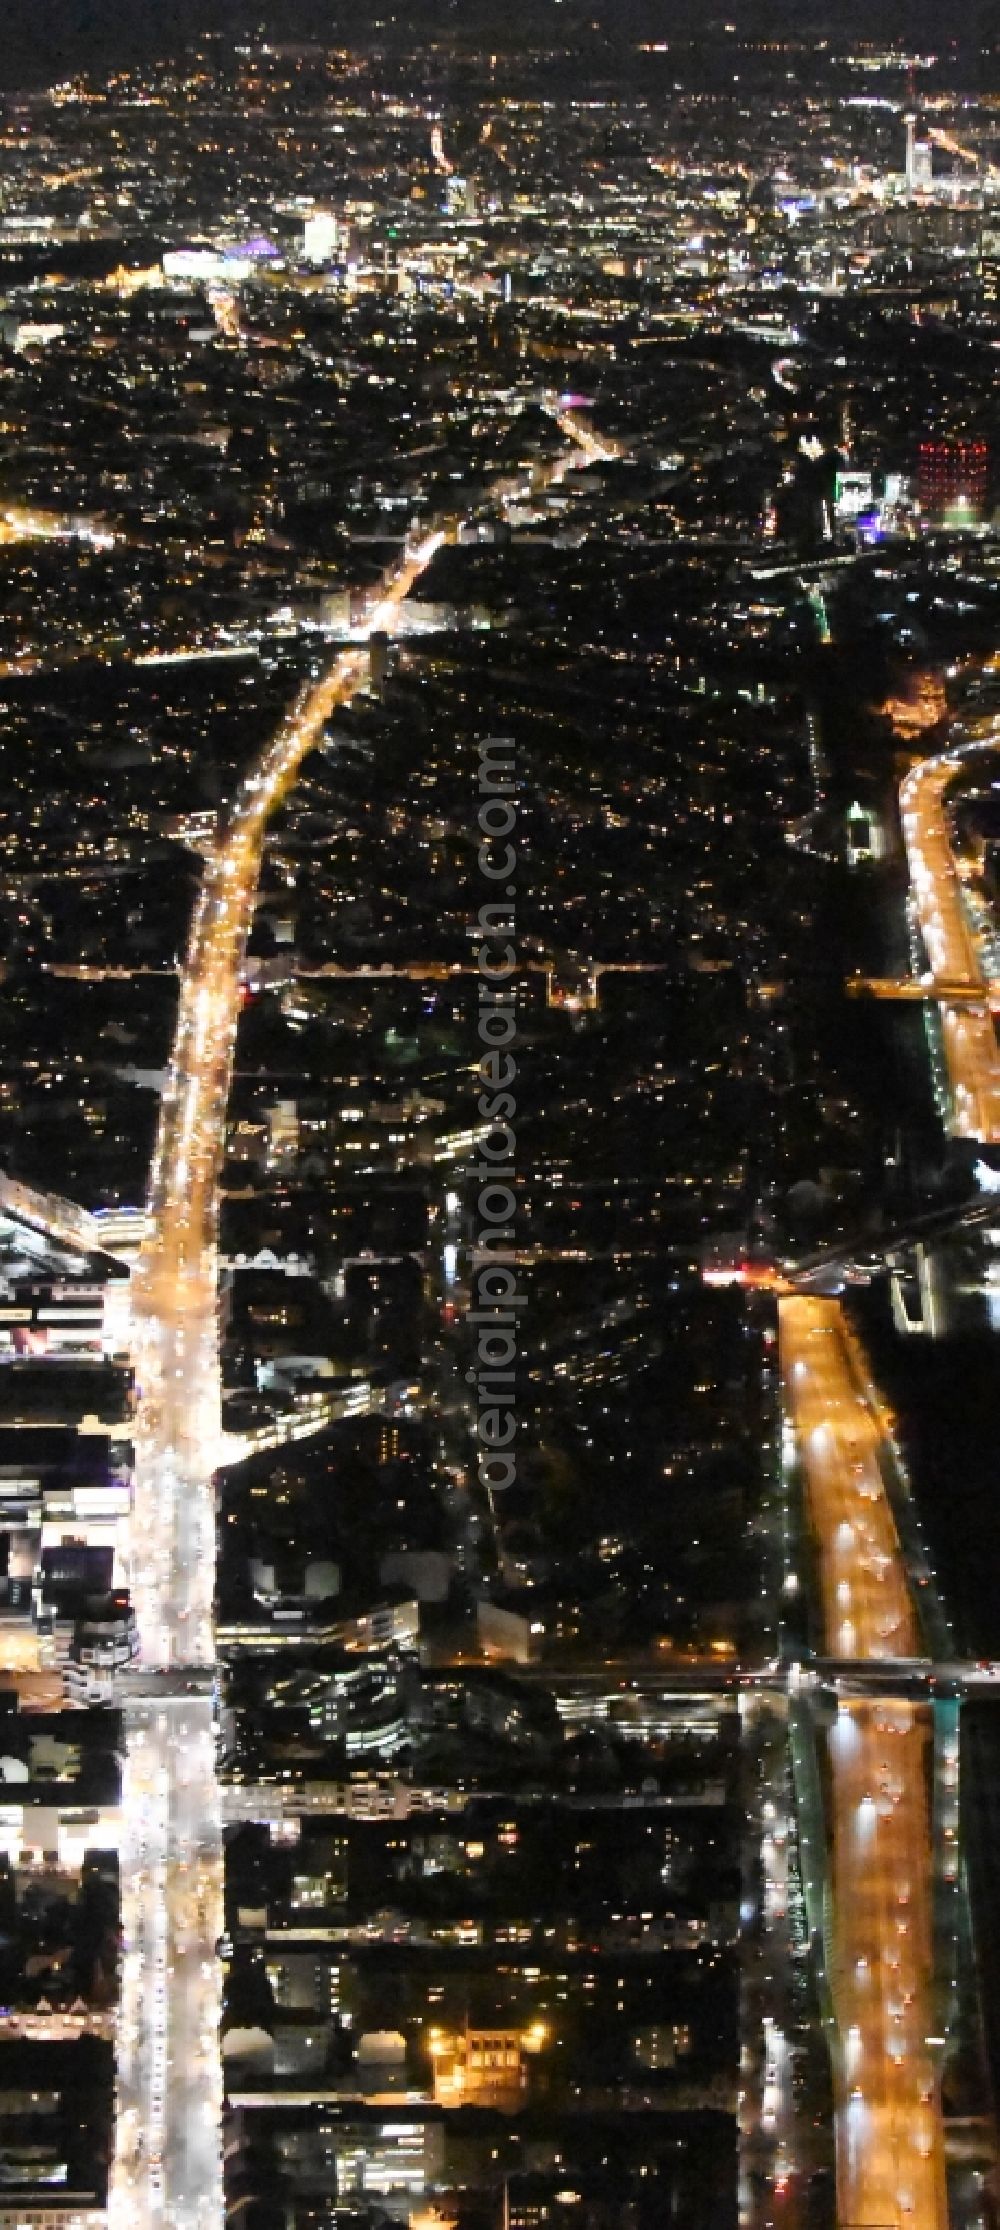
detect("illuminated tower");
top-left (904, 110), bottom-right (934, 193)
top-left (431, 120), bottom-right (452, 175)
top-left (905, 111), bottom-right (917, 188)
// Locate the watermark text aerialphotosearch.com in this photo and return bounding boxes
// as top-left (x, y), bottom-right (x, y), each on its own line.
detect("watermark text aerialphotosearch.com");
top-left (469, 736), bottom-right (521, 1495)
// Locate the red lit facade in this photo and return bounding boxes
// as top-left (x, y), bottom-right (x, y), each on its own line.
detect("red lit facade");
top-left (917, 439), bottom-right (990, 524)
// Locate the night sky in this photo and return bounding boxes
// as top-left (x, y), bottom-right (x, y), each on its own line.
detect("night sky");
top-left (2, 0), bottom-right (995, 89)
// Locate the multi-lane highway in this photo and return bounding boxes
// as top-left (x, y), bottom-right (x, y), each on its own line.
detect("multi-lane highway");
top-left (779, 1298), bottom-right (918, 1664)
top-left (828, 1692), bottom-right (945, 2230)
top-left (900, 734), bottom-right (1000, 1142)
top-left (780, 1297), bottom-right (947, 2230)
top-left (769, 708), bottom-right (1000, 2229)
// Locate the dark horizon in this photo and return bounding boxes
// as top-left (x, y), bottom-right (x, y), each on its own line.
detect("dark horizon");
top-left (2, 0), bottom-right (996, 90)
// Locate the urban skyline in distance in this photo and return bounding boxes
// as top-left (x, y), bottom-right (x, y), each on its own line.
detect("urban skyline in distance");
top-left (0, 9), bottom-right (999, 2230)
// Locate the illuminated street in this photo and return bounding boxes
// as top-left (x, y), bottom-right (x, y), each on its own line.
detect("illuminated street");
top-left (116, 420), bottom-right (608, 2227)
top-left (900, 731), bottom-right (1000, 1142)
top-left (780, 1297), bottom-right (947, 2230)
top-left (116, 530), bottom-right (449, 2228)
top-left (109, 1697), bottom-right (223, 2230)
top-left (129, 528), bottom-right (449, 1670)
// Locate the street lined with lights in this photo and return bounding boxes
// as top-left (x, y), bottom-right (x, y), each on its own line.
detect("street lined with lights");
top-left (115, 416), bottom-right (613, 2228)
top-left (900, 731), bottom-right (1000, 1142)
top-left (774, 710), bottom-right (1000, 2228)
top-left (116, 533), bottom-right (451, 2230)
top-left (780, 1296), bottom-right (947, 2230)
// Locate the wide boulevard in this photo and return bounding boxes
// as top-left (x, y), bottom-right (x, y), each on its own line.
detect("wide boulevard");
top-left (780, 1295), bottom-right (948, 2230)
top-left (900, 727), bottom-right (1000, 1142)
top-left (112, 527), bottom-right (449, 2228)
top-left (113, 411), bottom-right (612, 2227)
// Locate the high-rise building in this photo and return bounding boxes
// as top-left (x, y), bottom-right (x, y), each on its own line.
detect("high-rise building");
top-left (917, 438), bottom-right (990, 525)
top-left (911, 139), bottom-right (934, 192)
top-left (904, 112), bottom-right (934, 193)
top-left (982, 221), bottom-right (1000, 313)
top-left (302, 208), bottom-right (339, 264)
top-left (444, 173), bottom-right (477, 219)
